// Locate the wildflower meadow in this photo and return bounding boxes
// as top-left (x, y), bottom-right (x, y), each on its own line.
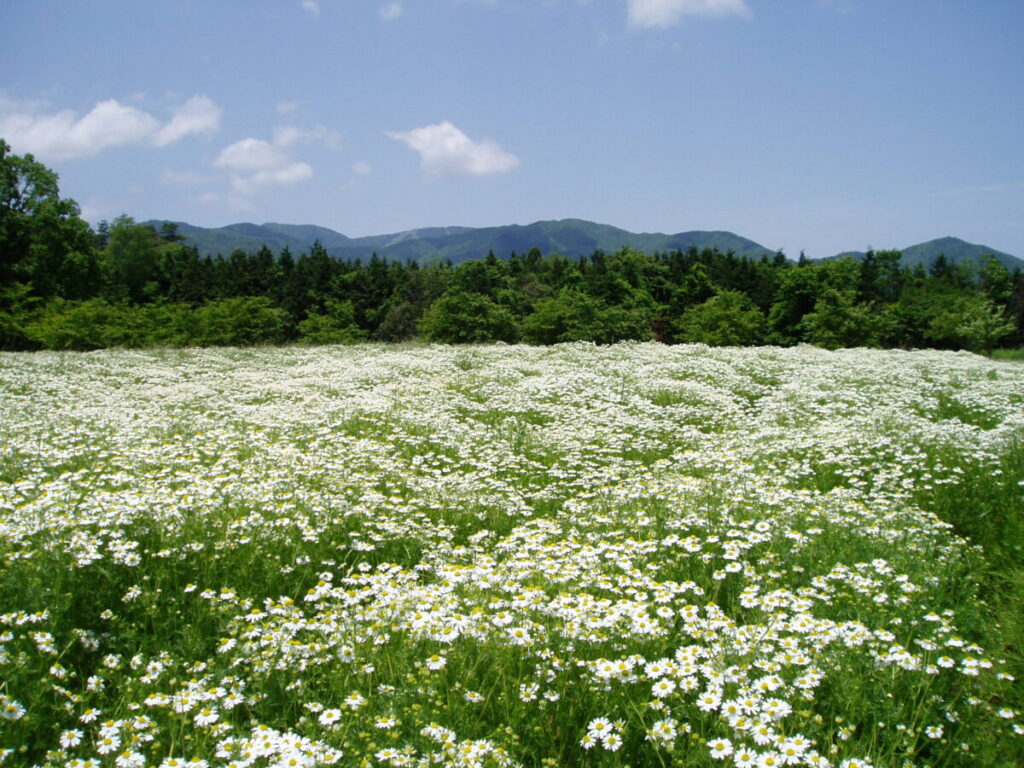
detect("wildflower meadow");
top-left (1, 342), bottom-right (1022, 768)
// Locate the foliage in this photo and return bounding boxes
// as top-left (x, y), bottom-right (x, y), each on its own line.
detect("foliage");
top-left (798, 288), bottom-right (892, 349)
top-left (672, 290), bottom-right (767, 346)
top-left (418, 290), bottom-right (519, 343)
top-left (0, 281), bottom-right (38, 350)
top-left (298, 299), bottom-right (368, 345)
top-left (23, 297), bottom-right (288, 350)
top-left (24, 298), bottom-right (144, 350)
top-left (194, 296), bottom-right (288, 346)
top-left (926, 295), bottom-right (1016, 353)
top-left (2, 146), bottom-right (1024, 353)
top-left (1, 140), bottom-right (98, 347)
top-left (521, 289), bottom-right (654, 344)
top-left (990, 347), bottom-right (1024, 361)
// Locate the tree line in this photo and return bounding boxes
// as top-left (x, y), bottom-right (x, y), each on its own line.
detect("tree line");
top-left (3, 139), bottom-right (1022, 353)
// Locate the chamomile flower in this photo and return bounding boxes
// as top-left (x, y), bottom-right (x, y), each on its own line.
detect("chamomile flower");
top-left (708, 738), bottom-right (733, 759)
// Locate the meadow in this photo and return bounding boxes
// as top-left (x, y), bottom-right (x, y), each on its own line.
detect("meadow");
top-left (0, 342), bottom-right (1022, 768)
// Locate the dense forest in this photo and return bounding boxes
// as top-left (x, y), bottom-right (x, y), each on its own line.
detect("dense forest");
top-left (3, 139), bottom-right (1022, 353)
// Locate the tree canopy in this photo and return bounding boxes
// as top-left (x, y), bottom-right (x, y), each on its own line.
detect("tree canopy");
top-left (2, 142), bottom-right (1022, 354)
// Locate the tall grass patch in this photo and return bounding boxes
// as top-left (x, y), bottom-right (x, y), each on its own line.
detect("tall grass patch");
top-left (1, 343), bottom-right (1022, 767)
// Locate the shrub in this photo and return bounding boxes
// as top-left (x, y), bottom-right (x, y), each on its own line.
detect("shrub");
top-left (419, 291), bottom-right (519, 343)
top-left (298, 299), bottom-right (368, 345)
top-left (24, 298), bottom-right (143, 350)
top-left (195, 296), bottom-right (288, 346)
top-left (672, 290), bottom-right (767, 346)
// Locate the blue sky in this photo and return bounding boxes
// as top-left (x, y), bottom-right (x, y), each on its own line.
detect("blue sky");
top-left (2, 0), bottom-right (1023, 258)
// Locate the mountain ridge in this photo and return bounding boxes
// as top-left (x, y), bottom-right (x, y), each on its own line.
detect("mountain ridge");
top-left (143, 218), bottom-right (779, 263)
top-left (826, 236), bottom-right (1021, 272)
top-left (142, 218), bottom-right (1022, 270)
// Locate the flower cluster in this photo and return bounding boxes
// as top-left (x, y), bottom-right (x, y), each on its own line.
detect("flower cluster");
top-left (1, 343), bottom-right (1022, 766)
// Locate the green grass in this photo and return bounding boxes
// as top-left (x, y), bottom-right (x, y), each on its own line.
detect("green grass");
top-left (2, 344), bottom-right (1023, 767)
top-left (991, 347), bottom-right (1024, 362)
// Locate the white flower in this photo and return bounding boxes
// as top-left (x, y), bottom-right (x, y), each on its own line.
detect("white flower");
top-left (193, 707), bottom-right (219, 727)
top-left (96, 734), bottom-right (121, 755)
top-left (697, 691), bottom-right (721, 712)
top-left (587, 717), bottom-right (613, 739)
top-left (0, 699), bottom-right (25, 721)
top-left (603, 733), bottom-right (623, 751)
top-left (60, 729), bottom-right (84, 748)
top-left (344, 692), bottom-right (366, 710)
top-left (319, 708), bottom-right (343, 726)
top-left (647, 718), bottom-right (677, 742)
top-left (734, 747), bottom-right (758, 768)
top-left (115, 751), bottom-right (145, 768)
top-left (425, 654), bottom-right (446, 670)
top-left (708, 738), bottom-right (733, 759)
top-left (651, 678), bottom-right (676, 698)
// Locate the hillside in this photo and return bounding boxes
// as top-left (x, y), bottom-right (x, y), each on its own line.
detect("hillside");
top-left (827, 236), bottom-right (1022, 271)
top-left (146, 219), bottom-right (1023, 272)
top-left (146, 218), bottom-right (775, 263)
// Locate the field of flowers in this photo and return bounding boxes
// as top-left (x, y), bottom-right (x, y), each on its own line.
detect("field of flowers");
top-left (1, 342), bottom-right (1022, 768)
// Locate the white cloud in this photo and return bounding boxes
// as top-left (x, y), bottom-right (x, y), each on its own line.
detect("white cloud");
top-left (214, 138), bottom-right (289, 172)
top-left (273, 124), bottom-right (343, 150)
top-left (1, 99), bottom-right (158, 160)
top-left (231, 162), bottom-right (313, 196)
top-left (214, 136), bottom-right (315, 196)
top-left (0, 95), bottom-right (222, 160)
top-left (627, 0), bottom-right (752, 28)
top-left (301, 0), bottom-right (320, 18)
top-left (353, 161), bottom-right (372, 176)
top-left (276, 100), bottom-right (300, 115)
top-left (387, 121), bottom-right (519, 177)
top-left (154, 95), bottom-right (222, 146)
top-left (380, 2), bottom-right (402, 20)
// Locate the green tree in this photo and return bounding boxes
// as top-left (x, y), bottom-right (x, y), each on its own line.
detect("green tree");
top-left (521, 289), bottom-right (653, 345)
top-left (672, 291), bottom-right (767, 346)
top-left (195, 297), bottom-right (288, 346)
top-left (418, 290), bottom-right (518, 343)
top-left (799, 287), bottom-right (892, 349)
top-left (298, 299), bottom-right (368, 345)
top-left (1, 138), bottom-right (59, 286)
top-left (858, 249), bottom-right (904, 304)
top-left (24, 299), bottom-right (142, 350)
top-left (926, 296), bottom-right (1015, 354)
top-left (767, 265), bottom-right (821, 344)
top-left (977, 255), bottom-right (1013, 306)
top-left (100, 216), bottom-right (166, 303)
top-left (769, 258), bottom-right (861, 345)
top-left (0, 139), bottom-right (99, 346)
top-left (0, 282), bottom-right (39, 350)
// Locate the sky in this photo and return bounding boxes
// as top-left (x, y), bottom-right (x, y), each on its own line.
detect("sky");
top-left (2, 0), bottom-right (1023, 259)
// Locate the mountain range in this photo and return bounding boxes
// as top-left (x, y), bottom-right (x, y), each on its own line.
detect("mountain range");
top-left (143, 218), bottom-right (1023, 271)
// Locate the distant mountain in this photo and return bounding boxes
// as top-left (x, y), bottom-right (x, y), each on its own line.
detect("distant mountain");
top-left (145, 218), bottom-right (776, 264)
top-left (145, 220), bottom-right (1022, 272)
top-left (262, 223), bottom-right (351, 249)
top-left (144, 221), bottom-right (313, 256)
top-left (826, 237), bottom-right (1022, 271)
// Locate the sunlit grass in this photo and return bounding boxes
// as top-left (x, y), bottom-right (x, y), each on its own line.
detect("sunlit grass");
top-left (0, 343), bottom-right (1022, 767)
